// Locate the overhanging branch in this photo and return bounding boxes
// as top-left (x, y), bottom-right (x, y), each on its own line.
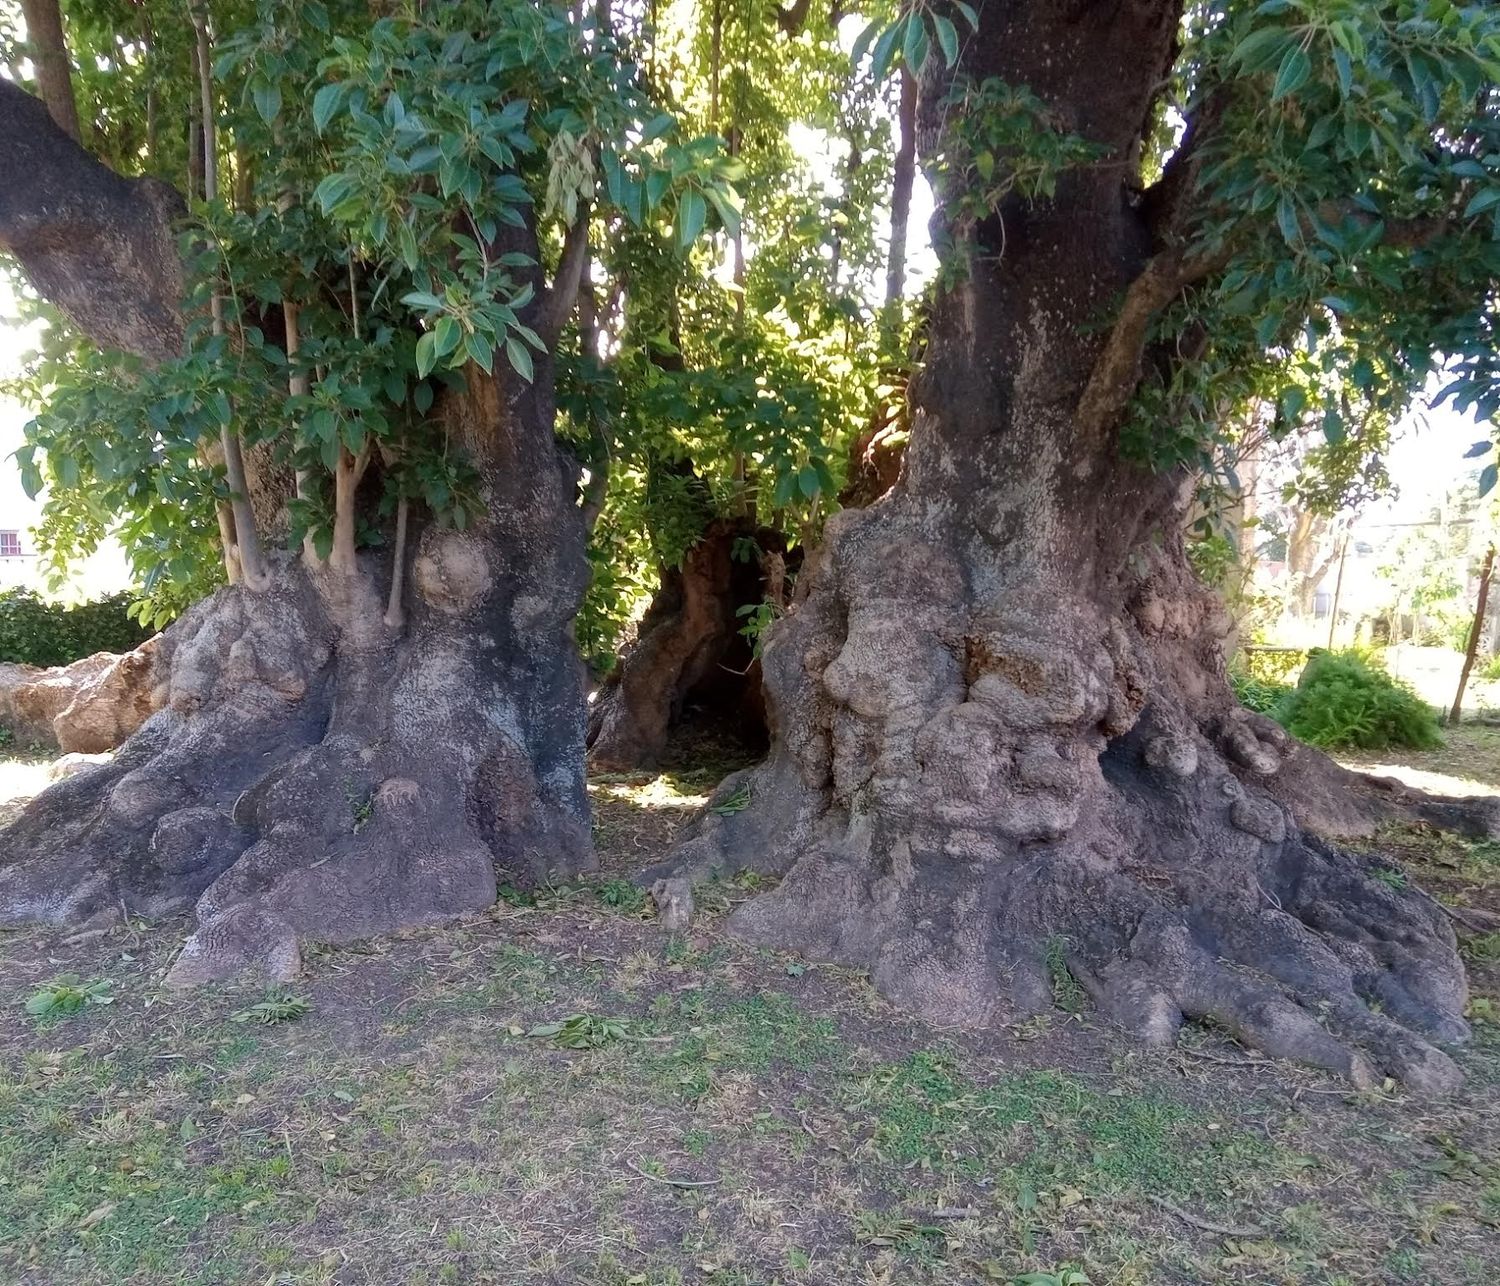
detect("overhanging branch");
top-left (0, 80), bottom-right (185, 363)
top-left (1075, 241), bottom-right (1232, 439)
top-left (537, 205), bottom-right (593, 350)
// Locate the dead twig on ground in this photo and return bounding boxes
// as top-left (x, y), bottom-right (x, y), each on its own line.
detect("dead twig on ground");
top-left (1147, 1195), bottom-right (1266, 1239)
top-left (625, 1157), bottom-right (721, 1188)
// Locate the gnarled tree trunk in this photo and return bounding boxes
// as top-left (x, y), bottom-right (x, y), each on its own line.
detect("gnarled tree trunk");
top-left (0, 81), bottom-right (594, 983)
top-left (658, 0), bottom-right (1483, 1092)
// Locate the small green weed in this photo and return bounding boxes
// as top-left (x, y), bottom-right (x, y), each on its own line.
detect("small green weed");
top-left (596, 877), bottom-right (646, 912)
top-left (1461, 932), bottom-right (1500, 964)
top-left (229, 991), bottom-right (312, 1025)
top-left (24, 975), bottom-right (114, 1020)
top-left (711, 782), bottom-right (753, 815)
top-left (852, 1210), bottom-right (949, 1255)
top-left (344, 779), bottom-right (374, 832)
top-left (1045, 937), bottom-right (1088, 1014)
top-left (497, 882), bottom-right (537, 907)
top-left (1014, 1271), bottom-right (1091, 1286)
top-left (526, 1012), bottom-right (632, 1048)
top-left (1372, 866), bottom-right (1408, 890)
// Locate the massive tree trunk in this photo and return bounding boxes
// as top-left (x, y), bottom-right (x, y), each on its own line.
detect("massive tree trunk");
top-left (0, 81), bottom-right (593, 982)
top-left (659, 0), bottom-right (1483, 1091)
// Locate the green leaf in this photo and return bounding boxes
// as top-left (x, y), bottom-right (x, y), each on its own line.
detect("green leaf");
top-left (1272, 46), bottom-right (1311, 101)
top-left (1276, 194), bottom-right (1301, 246)
top-left (677, 189), bottom-right (707, 248)
top-left (311, 82), bottom-right (342, 133)
top-left (850, 18), bottom-right (881, 66)
top-left (1481, 463), bottom-right (1498, 498)
top-left (706, 188), bottom-right (741, 239)
top-left (870, 18), bottom-right (904, 80)
top-left (415, 331), bottom-right (438, 379)
top-left (600, 150), bottom-right (624, 211)
top-left (1464, 188), bottom-right (1500, 219)
top-left (1232, 27), bottom-right (1291, 73)
top-left (433, 316), bottom-right (461, 360)
top-left (933, 14), bottom-right (960, 66)
top-left (505, 337), bottom-right (534, 383)
top-left (902, 17), bottom-right (930, 72)
top-left (465, 331), bottom-right (495, 372)
top-left (645, 169), bottom-right (670, 212)
top-left (797, 464), bottom-right (820, 499)
top-left (252, 79), bottom-right (282, 125)
top-left (1464, 441), bottom-right (1492, 460)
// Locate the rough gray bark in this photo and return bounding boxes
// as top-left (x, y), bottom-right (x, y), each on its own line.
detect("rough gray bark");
top-left (0, 81), bottom-right (184, 362)
top-left (656, 0), bottom-right (1482, 1092)
top-left (0, 83), bottom-right (595, 983)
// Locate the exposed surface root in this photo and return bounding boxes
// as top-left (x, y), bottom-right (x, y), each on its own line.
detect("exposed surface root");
top-left (655, 501), bottom-right (1475, 1092)
top-left (0, 556), bottom-right (593, 985)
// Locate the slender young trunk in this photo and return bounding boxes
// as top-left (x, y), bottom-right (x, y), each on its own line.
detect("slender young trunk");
top-left (882, 68), bottom-right (916, 354)
top-left (1450, 543), bottom-right (1495, 725)
top-left (192, 3), bottom-right (268, 589)
top-left (1326, 533), bottom-right (1350, 650)
top-left (383, 498), bottom-right (410, 630)
top-left (329, 256), bottom-right (366, 573)
top-left (19, 0), bottom-right (79, 141)
top-left (330, 446), bottom-right (368, 572)
top-left (282, 299), bottom-right (321, 565)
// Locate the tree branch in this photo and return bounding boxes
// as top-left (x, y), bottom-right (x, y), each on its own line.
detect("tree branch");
top-left (19, 0), bottom-right (80, 141)
top-left (0, 80), bottom-right (185, 363)
top-left (537, 205), bottom-right (592, 349)
top-left (1140, 90), bottom-right (1229, 247)
top-left (1075, 241), bottom-right (1232, 439)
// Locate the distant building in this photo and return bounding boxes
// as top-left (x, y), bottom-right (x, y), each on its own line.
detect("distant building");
top-left (0, 398), bottom-right (131, 600)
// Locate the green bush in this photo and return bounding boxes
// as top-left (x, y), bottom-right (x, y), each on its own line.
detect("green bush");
top-left (1230, 669), bottom-right (1293, 714)
top-left (0, 588), bottom-right (151, 669)
top-left (1272, 649), bottom-right (1442, 751)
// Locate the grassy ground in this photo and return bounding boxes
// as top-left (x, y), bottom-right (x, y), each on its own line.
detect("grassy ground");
top-left (1339, 722), bottom-right (1500, 797)
top-left (0, 757), bottom-right (1498, 1284)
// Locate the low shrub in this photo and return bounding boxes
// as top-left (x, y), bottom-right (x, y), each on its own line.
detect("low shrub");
top-left (0, 587), bottom-right (151, 668)
top-left (1272, 649), bottom-right (1442, 751)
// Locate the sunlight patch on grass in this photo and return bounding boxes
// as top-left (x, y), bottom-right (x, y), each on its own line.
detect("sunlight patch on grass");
top-left (589, 775), bottom-right (709, 811)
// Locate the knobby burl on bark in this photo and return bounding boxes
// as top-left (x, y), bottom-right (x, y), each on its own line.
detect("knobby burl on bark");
top-left (0, 372), bottom-right (598, 985)
top-left (648, 0), bottom-right (1494, 1092)
top-left (0, 79), bottom-right (598, 982)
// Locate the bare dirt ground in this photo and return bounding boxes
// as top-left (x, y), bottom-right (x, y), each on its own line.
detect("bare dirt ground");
top-left (0, 738), bottom-right (1497, 1285)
